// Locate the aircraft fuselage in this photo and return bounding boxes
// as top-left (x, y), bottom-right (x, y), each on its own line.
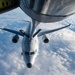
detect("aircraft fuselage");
top-left (22, 33), bottom-right (39, 68)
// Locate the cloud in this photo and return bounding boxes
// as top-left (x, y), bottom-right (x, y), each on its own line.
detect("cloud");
top-left (0, 8), bottom-right (75, 75)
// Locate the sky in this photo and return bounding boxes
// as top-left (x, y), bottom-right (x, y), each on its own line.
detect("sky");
top-left (0, 7), bottom-right (75, 75)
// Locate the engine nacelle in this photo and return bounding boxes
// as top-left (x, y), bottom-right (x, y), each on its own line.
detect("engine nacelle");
top-left (42, 35), bottom-right (49, 43)
top-left (12, 35), bottom-right (19, 43)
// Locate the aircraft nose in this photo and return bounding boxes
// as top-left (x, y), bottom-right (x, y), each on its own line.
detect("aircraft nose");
top-left (27, 63), bottom-right (32, 68)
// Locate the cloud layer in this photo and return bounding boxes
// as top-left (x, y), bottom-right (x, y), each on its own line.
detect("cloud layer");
top-left (0, 8), bottom-right (75, 75)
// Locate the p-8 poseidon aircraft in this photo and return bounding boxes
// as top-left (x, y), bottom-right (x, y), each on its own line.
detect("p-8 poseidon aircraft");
top-left (0, 0), bottom-right (75, 68)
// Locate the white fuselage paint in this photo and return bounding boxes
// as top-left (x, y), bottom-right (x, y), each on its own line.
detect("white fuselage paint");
top-left (22, 35), bottom-right (39, 65)
top-left (21, 24), bottom-right (39, 68)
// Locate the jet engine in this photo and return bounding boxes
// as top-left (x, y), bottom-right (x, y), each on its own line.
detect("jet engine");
top-left (42, 35), bottom-right (49, 43)
top-left (12, 34), bottom-right (19, 43)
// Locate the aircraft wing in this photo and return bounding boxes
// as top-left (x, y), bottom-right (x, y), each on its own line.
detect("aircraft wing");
top-left (0, 28), bottom-right (24, 36)
top-left (38, 24), bottom-right (71, 36)
top-left (0, 0), bottom-right (19, 14)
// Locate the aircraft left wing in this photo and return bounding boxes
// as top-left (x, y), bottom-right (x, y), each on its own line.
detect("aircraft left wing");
top-left (0, 28), bottom-right (24, 36)
top-left (38, 24), bottom-right (71, 37)
top-left (0, 0), bottom-right (19, 14)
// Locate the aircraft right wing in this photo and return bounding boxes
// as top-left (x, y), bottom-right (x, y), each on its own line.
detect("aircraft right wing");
top-left (38, 24), bottom-right (71, 37)
top-left (0, 0), bottom-right (20, 14)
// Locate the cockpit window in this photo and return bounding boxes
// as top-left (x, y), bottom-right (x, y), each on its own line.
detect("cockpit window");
top-left (25, 50), bottom-right (37, 55)
top-left (30, 52), bottom-right (35, 55)
top-left (25, 52), bottom-right (29, 55)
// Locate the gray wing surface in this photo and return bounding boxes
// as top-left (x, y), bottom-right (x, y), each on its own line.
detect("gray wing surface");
top-left (0, 28), bottom-right (24, 36)
top-left (38, 24), bottom-right (71, 36)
